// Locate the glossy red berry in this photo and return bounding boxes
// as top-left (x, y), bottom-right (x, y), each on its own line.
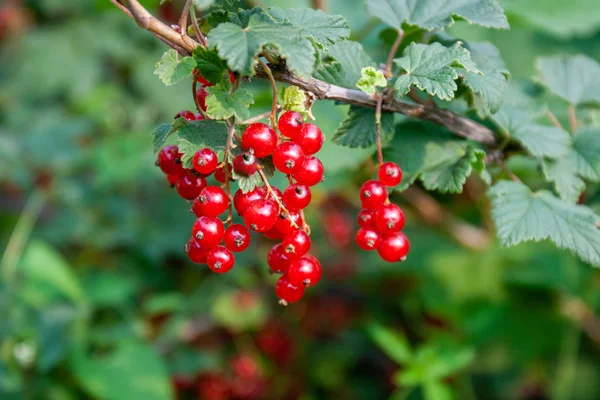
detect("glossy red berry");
top-left (192, 148), bottom-right (218, 175)
top-left (377, 232), bottom-right (410, 262)
top-left (195, 86), bottom-right (208, 112)
top-left (269, 186), bottom-right (283, 203)
top-left (273, 142), bottom-right (305, 174)
top-left (275, 276), bottom-right (305, 305)
top-left (193, 186), bottom-right (229, 217)
top-left (176, 170), bottom-right (207, 200)
top-left (192, 216), bottom-right (224, 249)
top-left (283, 184), bottom-right (311, 211)
top-left (243, 199), bottom-right (278, 232)
top-left (357, 209), bottom-right (375, 228)
top-left (233, 187), bottom-right (267, 216)
top-left (177, 110), bottom-right (196, 121)
top-left (185, 238), bottom-right (208, 264)
top-left (156, 145), bottom-right (184, 175)
top-left (263, 225), bottom-right (284, 240)
top-left (241, 123), bottom-right (277, 158)
top-left (360, 180), bottom-right (387, 209)
top-left (378, 162), bottom-right (403, 187)
top-left (374, 203), bottom-right (405, 234)
top-left (278, 111), bottom-right (304, 139)
top-left (223, 224), bottom-right (251, 252)
top-left (233, 152), bottom-right (258, 176)
top-left (275, 212), bottom-right (302, 236)
top-left (267, 243), bottom-right (290, 273)
top-left (167, 173), bottom-right (180, 187)
top-left (294, 123), bottom-right (324, 155)
top-left (214, 164), bottom-right (232, 183)
top-left (282, 230), bottom-right (311, 259)
top-left (207, 245), bottom-right (235, 273)
top-left (287, 256), bottom-right (322, 287)
top-left (293, 156), bottom-right (324, 187)
top-left (356, 228), bottom-right (381, 251)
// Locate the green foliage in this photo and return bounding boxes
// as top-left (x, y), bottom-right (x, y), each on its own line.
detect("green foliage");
top-left (154, 50), bottom-right (196, 86)
top-left (333, 106), bottom-right (394, 148)
top-left (175, 120), bottom-right (229, 167)
top-left (152, 117), bottom-right (189, 154)
top-left (205, 83), bottom-right (254, 121)
top-left (356, 67), bottom-right (387, 95)
top-left (279, 86), bottom-right (307, 113)
top-left (313, 40), bottom-right (377, 88)
top-left (192, 47), bottom-right (229, 84)
top-left (536, 55), bottom-right (600, 106)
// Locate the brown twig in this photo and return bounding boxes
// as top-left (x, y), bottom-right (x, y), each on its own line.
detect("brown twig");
top-left (178, 0), bottom-right (192, 36)
top-left (546, 109), bottom-right (565, 130)
top-left (258, 59), bottom-right (279, 127)
top-left (568, 105), bottom-right (578, 133)
top-left (109, 0), bottom-right (133, 18)
top-left (384, 29), bottom-right (404, 78)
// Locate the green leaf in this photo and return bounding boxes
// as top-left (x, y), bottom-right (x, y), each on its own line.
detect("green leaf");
top-left (313, 41), bottom-right (377, 89)
top-left (279, 86), bottom-right (307, 113)
top-left (424, 381), bottom-right (453, 400)
top-left (383, 121), bottom-right (485, 193)
top-left (461, 42), bottom-right (510, 116)
top-left (394, 42), bottom-right (481, 101)
top-left (192, 47), bottom-right (229, 85)
top-left (536, 55), bottom-right (600, 107)
top-left (265, 8), bottom-right (350, 45)
top-left (192, 0), bottom-right (214, 11)
top-left (154, 49), bottom-right (196, 86)
top-left (356, 67), bottom-right (387, 95)
top-left (333, 106), bottom-right (394, 148)
top-left (175, 120), bottom-right (229, 167)
top-left (542, 127), bottom-right (600, 203)
top-left (235, 173), bottom-right (262, 194)
top-left (366, 0), bottom-right (508, 31)
top-left (489, 181), bottom-right (600, 267)
top-left (366, 323), bottom-right (412, 364)
top-left (70, 341), bottom-right (173, 400)
top-left (208, 12), bottom-right (315, 77)
top-left (204, 83), bottom-right (254, 121)
top-left (152, 117), bottom-right (189, 153)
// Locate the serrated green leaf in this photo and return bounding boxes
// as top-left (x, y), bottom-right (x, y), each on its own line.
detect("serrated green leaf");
top-left (333, 106), bottom-right (394, 148)
top-left (175, 120), bottom-right (229, 167)
top-left (366, 323), bottom-right (412, 364)
top-left (279, 86), bottom-right (307, 113)
top-left (154, 49), bottom-right (196, 86)
top-left (366, 0), bottom-right (508, 31)
top-left (313, 40), bottom-right (377, 89)
top-left (208, 12), bottom-right (315, 77)
top-left (394, 42), bottom-right (481, 101)
top-left (265, 8), bottom-right (350, 45)
top-left (536, 55), bottom-right (600, 107)
top-left (201, 10), bottom-right (232, 33)
top-left (489, 180), bottom-right (600, 267)
top-left (356, 67), bottom-right (387, 95)
top-left (204, 83), bottom-right (254, 121)
top-left (152, 118), bottom-right (189, 153)
top-left (192, 47), bottom-right (229, 84)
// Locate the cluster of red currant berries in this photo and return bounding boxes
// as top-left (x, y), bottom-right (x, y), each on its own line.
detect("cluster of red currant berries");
top-left (155, 105), bottom-right (326, 305)
top-left (356, 162), bottom-right (410, 262)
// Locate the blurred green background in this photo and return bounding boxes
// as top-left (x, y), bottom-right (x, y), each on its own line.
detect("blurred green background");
top-left (1, 1), bottom-right (600, 399)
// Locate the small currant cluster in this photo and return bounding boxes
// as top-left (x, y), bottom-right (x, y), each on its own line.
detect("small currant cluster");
top-left (356, 162), bottom-right (411, 262)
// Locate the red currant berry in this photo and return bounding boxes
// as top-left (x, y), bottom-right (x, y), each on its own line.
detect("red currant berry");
top-left (377, 232), bottom-right (410, 262)
top-left (156, 145), bottom-right (184, 175)
top-left (207, 245), bottom-right (235, 273)
top-left (194, 112), bottom-right (204, 120)
top-left (241, 123), bottom-right (277, 158)
top-left (233, 152), bottom-right (258, 176)
top-left (287, 256), bottom-right (322, 287)
top-left (193, 186), bottom-right (229, 217)
top-left (192, 216), bottom-right (224, 249)
top-left (224, 224), bottom-right (251, 252)
top-left (177, 110), bottom-right (196, 121)
top-left (167, 173), bottom-right (180, 187)
top-left (192, 148), bottom-right (218, 175)
top-left (374, 203), bottom-right (405, 234)
top-left (357, 209), bottom-right (375, 228)
top-left (275, 276), bottom-right (305, 305)
top-left (360, 180), bottom-right (387, 209)
top-left (282, 230), bottom-right (311, 259)
top-left (176, 170), bottom-right (207, 200)
top-left (356, 228), bottom-right (381, 251)
top-left (195, 86), bottom-right (208, 112)
top-left (282, 184), bottom-right (311, 211)
top-left (243, 199), bottom-right (278, 232)
top-left (294, 123), bottom-right (324, 155)
top-left (233, 187), bottom-right (267, 216)
top-left (214, 164), bottom-right (232, 183)
top-left (263, 225), bottom-right (284, 240)
top-left (276, 212), bottom-right (301, 235)
top-left (267, 243), bottom-right (290, 273)
top-left (378, 162), bottom-right (403, 187)
top-left (273, 142), bottom-right (305, 174)
top-left (293, 156), bottom-right (324, 187)
top-left (278, 111), bottom-right (304, 139)
top-left (193, 69), bottom-right (212, 86)
top-left (269, 186), bottom-right (283, 203)
top-left (185, 238), bottom-right (208, 264)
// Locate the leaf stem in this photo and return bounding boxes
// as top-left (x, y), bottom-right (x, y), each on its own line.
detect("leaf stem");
top-left (257, 168), bottom-right (298, 228)
top-left (375, 93), bottom-right (384, 166)
top-left (568, 105), bottom-right (578, 133)
top-left (546, 109), bottom-right (565, 130)
top-left (178, 0), bottom-right (192, 37)
top-left (258, 59), bottom-right (279, 127)
top-left (384, 29), bottom-right (404, 78)
top-left (190, 5), bottom-right (207, 47)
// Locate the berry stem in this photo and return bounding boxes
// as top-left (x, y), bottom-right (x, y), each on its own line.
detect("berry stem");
top-left (192, 79), bottom-right (209, 120)
top-left (223, 119), bottom-right (237, 225)
top-left (242, 111), bottom-right (271, 125)
top-left (287, 175), bottom-right (311, 234)
top-left (258, 168), bottom-right (299, 229)
top-left (258, 59), bottom-right (279, 128)
top-left (189, 5), bottom-right (207, 47)
top-left (384, 28), bottom-right (404, 78)
top-left (375, 93), bottom-right (384, 167)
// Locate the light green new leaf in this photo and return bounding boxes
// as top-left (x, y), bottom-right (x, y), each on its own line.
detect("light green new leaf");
top-left (366, 323), bottom-right (412, 364)
top-left (366, 0), bottom-right (508, 31)
top-left (536, 55), bottom-right (600, 107)
top-left (152, 117), bottom-right (189, 154)
top-left (489, 181), bottom-right (600, 268)
top-left (154, 49), bottom-right (196, 86)
top-left (313, 40), bottom-right (377, 89)
top-left (394, 42), bottom-right (481, 101)
top-left (356, 67), bottom-right (387, 95)
top-left (205, 83), bottom-right (254, 121)
top-left (279, 86), bottom-right (307, 113)
top-left (333, 106), bottom-right (394, 148)
top-left (208, 13), bottom-right (315, 77)
top-left (266, 8), bottom-right (350, 45)
top-left (175, 120), bottom-right (229, 167)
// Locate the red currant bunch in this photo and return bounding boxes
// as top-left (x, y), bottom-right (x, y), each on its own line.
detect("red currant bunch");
top-left (355, 162), bottom-right (410, 262)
